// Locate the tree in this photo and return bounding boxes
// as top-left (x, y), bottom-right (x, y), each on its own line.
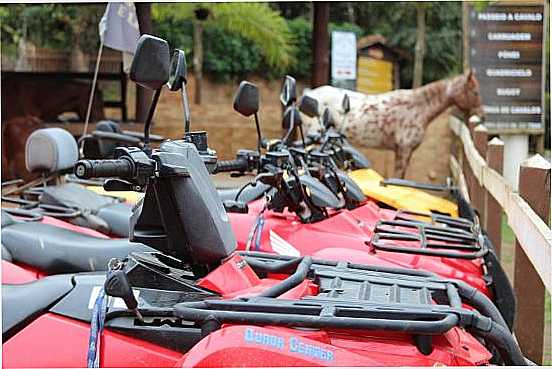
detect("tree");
top-left (412, 3), bottom-right (426, 88)
top-left (152, 3), bottom-right (295, 104)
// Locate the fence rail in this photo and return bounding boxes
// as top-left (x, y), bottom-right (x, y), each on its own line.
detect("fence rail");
top-left (449, 115), bottom-right (551, 364)
top-left (450, 117), bottom-right (552, 291)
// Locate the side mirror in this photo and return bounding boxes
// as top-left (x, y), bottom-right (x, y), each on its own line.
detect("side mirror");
top-left (130, 34), bottom-right (170, 90)
top-left (298, 95), bottom-right (319, 118)
top-left (321, 108), bottom-right (333, 129)
top-left (279, 75), bottom-right (297, 107)
top-left (167, 49), bottom-right (187, 91)
top-left (233, 81), bottom-right (259, 117)
top-left (342, 94), bottom-right (350, 114)
top-left (282, 106), bottom-right (302, 129)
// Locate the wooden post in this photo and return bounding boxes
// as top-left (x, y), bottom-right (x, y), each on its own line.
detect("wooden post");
top-left (311, 2), bottom-right (329, 88)
top-left (486, 137), bottom-right (504, 257)
top-left (473, 125), bottom-right (488, 225)
top-left (465, 118), bottom-right (479, 202)
top-left (513, 154), bottom-right (551, 364)
top-left (193, 20), bottom-right (204, 105)
top-left (135, 3), bottom-right (153, 123)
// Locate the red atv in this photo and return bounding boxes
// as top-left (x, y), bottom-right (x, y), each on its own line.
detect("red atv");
top-left (2, 35), bottom-right (526, 368)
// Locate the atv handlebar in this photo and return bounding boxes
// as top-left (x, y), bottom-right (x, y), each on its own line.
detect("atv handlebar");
top-left (214, 158), bottom-right (249, 173)
top-left (74, 158), bottom-right (134, 179)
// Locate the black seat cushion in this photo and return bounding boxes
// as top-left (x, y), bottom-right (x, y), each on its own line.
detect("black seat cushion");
top-left (2, 274), bottom-right (74, 339)
top-left (1, 222), bottom-right (152, 274)
top-left (96, 202), bottom-right (131, 237)
top-left (39, 183), bottom-right (132, 236)
top-left (217, 183), bottom-right (271, 203)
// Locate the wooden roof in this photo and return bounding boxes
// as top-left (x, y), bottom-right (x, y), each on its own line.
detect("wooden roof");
top-left (357, 34), bottom-right (411, 60)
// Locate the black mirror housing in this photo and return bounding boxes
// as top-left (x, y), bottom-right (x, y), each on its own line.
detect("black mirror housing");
top-left (279, 75), bottom-right (297, 107)
top-left (298, 95), bottom-right (319, 118)
top-left (233, 81), bottom-right (259, 117)
top-left (342, 94), bottom-right (351, 114)
top-left (282, 106), bottom-right (302, 129)
top-left (130, 34), bottom-right (170, 90)
top-left (167, 49), bottom-right (187, 91)
top-left (322, 108), bottom-right (334, 129)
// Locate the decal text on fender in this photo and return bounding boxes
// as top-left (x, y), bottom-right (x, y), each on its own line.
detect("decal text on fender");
top-left (243, 328), bottom-right (334, 362)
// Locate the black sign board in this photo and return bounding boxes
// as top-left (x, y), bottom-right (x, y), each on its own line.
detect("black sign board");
top-left (468, 4), bottom-right (545, 133)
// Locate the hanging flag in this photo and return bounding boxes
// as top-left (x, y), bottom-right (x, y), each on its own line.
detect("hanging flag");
top-left (99, 2), bottom-right (140, 72)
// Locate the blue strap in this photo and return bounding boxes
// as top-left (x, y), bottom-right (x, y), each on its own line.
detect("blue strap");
top-left (87, 284), bottom-right (109, 367)
top-left (254, 215), bottom-right (265, 251)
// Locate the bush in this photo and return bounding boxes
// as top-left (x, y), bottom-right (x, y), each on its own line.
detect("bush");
top-left (286, 17), bottom-right (312, 79)
top-left (203, 26), bottom-right (263, 82)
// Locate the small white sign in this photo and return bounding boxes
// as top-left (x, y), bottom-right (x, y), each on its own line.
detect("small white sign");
top-left (331, 31), bottom-right (357, 80)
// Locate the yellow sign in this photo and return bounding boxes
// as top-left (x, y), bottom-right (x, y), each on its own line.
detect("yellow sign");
top-left (357, 56), bottom-right (393, 94)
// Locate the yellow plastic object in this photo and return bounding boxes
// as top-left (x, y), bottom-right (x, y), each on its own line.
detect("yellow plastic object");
top-left (349, 169), bottom-right (458, 217)
top-left (86, 186), bottom-right (143, 205)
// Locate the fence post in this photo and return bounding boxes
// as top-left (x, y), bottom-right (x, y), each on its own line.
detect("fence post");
top-left (486, 138), bottom-right (504, 257)
top-left (473, 125), bottom-right (488, 225)
top-left (464, 117), bottom-right (479, 202)
top-left (513, 154), bottom-right (551, 364)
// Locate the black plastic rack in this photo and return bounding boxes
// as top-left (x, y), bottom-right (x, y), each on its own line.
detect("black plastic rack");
top-left (370, 216), bottom-right (487, 259)
top-left (173, 252), bottom-right (525, 366)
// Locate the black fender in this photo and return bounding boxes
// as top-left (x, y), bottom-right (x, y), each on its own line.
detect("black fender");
top-left (298, 175), bottom-right (341, 209)
top-left (336, 170), bottom-right (367, 203)
top-left (342, 145), bottom-right (371, 169)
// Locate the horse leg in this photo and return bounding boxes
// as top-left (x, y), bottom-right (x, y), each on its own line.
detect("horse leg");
top-left (394, 146), bottom-right (414, 179)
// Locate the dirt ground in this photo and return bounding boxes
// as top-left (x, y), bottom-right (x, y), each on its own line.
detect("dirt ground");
top-left (108, 76), bottom-right (454, 183)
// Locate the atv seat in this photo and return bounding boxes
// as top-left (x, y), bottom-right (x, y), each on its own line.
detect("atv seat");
top-left (25, 128), bottom-right (133, 237)
top-left (217, 183), bottom-right (271, 203)
top-left (1, 221), bottom-right (152, 275)
top-left (2, 274), bottom-right (74, 339)
top-left (39, 183), bottom-right (132, 237)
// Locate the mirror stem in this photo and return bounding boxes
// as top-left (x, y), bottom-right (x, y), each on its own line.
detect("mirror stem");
top-left (181, 87), bottom-right (191, 134)
top-left (298, 125), bottom-right (306, 148)
top-left (143, 88), bottom-right (162, 155)
top-left (282, 107), bottom-right (295, 146)
top-left (254, 113), bottom-right (262, 155)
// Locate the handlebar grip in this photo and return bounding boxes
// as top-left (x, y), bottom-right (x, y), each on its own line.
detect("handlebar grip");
top-left (215, 159), bottom-right (249, 173)
top-left (74, 158), bottom-right (134, 179)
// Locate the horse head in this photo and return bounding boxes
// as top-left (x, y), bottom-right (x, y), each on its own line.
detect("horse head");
top-left (447, 70), bottom-right (484, 120)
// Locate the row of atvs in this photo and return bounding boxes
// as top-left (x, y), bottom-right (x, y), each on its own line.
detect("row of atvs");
top-left (1, 35), bottom-right (528, 367)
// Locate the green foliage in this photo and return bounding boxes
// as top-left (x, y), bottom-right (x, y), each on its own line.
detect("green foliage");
top-left (285, 17), bottom-right (312, 79)
top-left (203, 26), bottom-right (263, 82)
top-left (152, 2), bottom-right (294, 72)
top-left (212, 3), bottom-right (295, 70)
top-left (153, 15), bottom-right (194, 57)
top-left (0, 4), bottom-right (103, 54)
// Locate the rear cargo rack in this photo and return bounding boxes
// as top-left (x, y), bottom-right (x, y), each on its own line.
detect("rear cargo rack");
top-left (380, 178), bottom-right (452, 193)
top-left (174, 252), bottom-right (525, 365)
top-left (394, 209), bottom-right (477, 233)
top-left (370, 215), bottom-right (487, 259)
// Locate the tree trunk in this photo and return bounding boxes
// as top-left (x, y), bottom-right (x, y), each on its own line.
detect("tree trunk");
top-left (193, 21), bottom-right (204, 105)
top-left (311, 2), bottom-right (330, 88)
top-left (135, 3), bottom-right (153, 123)
top-left (70, 46), bottom-right (88, 72)
top-left (412, 3), bottom-right (426, 88)
top-left (346, 2), bottom-right (355, 24)
top-left (462, 1), bottom-right (470, 72)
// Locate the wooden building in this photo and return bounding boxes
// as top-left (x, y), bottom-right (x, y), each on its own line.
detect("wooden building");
top-left (356, 35), bottom-right (409, 94)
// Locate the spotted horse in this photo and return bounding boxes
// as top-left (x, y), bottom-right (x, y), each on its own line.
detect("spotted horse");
top-left (302, 71), bottom-right (484, 178)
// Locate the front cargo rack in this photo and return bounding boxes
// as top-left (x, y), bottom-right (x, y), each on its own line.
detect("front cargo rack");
top-left (370, 212), bottom-right (487, 259)
top-left (173, 252), bottom-right (525, 366)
